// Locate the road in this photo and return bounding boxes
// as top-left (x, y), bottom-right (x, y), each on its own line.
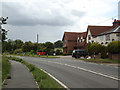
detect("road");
top-left (20, 56), bottom-right (119, 89)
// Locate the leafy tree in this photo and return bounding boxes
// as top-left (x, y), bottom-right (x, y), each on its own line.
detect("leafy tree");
top-left (22, 41), bottom-right (33, 52)
top-left (0, 17), bottom-right (8, 42)
top-left (38, 43), bottom-right (46, 52)
top-left (54, 40), bottom-right (63, 48)
top-left (44, 42), bottom-right (54, 55)
top-left (14, 39), bottom-right (23, 49)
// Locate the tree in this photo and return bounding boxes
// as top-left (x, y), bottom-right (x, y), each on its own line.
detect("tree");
top-left (14, 39), bottom-right (23, 49)
top-left (22, 41), bottom-right (33, 52)
top-left (54, 40), bottom-right (63, 48)
top-left (38, 43), bottom-right (46, 52)
top-left (44, 42), bottom-right (54, 55)
top-left (0, 17), bottom-right (8, 42)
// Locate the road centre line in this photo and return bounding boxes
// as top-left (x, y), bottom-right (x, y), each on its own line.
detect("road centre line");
top-left (40, 60), bottom-right (119, 81)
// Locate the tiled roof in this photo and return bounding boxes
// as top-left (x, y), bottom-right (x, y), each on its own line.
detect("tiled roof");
top-left (100, 26), bottom-right (120, 35)
top-left (62, 32), bottom-right (87, 41)
top-left (87, 26), bottom-right (113, 37)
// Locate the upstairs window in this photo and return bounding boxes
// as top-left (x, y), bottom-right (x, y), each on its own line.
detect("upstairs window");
top-left (88, 35), bottom-right (91, 40)
top-left (116, 33), bottom-right (120, 37)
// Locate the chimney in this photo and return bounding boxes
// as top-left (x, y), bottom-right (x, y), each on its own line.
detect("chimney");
top-left (113, 19), bottom-right (120, 27)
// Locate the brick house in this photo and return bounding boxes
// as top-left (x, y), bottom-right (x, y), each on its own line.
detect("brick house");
top-left (62, 32), bottom-right (87, 54)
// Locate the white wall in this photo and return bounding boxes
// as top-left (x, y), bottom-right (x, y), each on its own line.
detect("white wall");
top-left (93, 33), bottom-right (120, 46)
top-left (86, 29), bottom-right (93, 43)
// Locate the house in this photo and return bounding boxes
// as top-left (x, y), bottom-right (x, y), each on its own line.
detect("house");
top-left (95, 25), bottom-right (120, 46)
top-left (62, 32), bottom-right (87, 54)
top-left (86, 19), bottom-right (120, 45)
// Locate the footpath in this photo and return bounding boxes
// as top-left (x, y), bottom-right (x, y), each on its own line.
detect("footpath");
top-left (2, 60), bottom-right (38, 89)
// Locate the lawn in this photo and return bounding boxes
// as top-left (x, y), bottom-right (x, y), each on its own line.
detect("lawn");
top-left (79, 58), bottom-right (119, 64)
top-left (8, 56), bottom-right (62, 89)
top-left (2, 56), bottom-right (11, 82)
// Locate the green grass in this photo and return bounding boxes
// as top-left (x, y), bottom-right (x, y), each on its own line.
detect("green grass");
top-left (2, 56), bottom-right (11, 82)
top-left (22, 54), bottom-right (60, 58)
top-left (0, 55), bottom-right (2, 89)
top-left (8, 56), bottom-right (62, 89)
top-left (79, 58), bottom-right (119, 64)
top-left (6, 53), bottom-right (60, 58)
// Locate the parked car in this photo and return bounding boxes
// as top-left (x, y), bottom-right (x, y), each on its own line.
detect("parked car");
top-left (72, 49), bottom-right (88, 58)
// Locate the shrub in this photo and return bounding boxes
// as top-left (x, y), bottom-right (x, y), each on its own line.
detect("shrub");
top-left (87, 43), bottom-right (107, 58)
top-left (63, 53), bottom-right (72, 56)
top-left (55, 49), bottom-right (62, 55)
top-left (30, 50), bottom-right (35, 54)
top-left (14, 49), bottom-right (23, 54)
top-left (88, 43), bottom-right (102, 55)
top-left (107, 41), bottom-right (120, 54)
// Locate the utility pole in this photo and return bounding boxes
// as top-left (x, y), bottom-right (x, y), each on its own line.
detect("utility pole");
top-left (37, 34), bottom-right (39, 52)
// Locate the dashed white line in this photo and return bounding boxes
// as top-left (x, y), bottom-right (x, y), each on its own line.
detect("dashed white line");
top-left (41, 60), bottom-right (120, 81)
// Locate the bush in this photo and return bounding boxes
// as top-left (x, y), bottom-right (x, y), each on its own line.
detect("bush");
top-left (107, 41), bottom-right (120, 54)
top-left (30, 50), bottom-right (35, 54)
top-left (87, 43), bottom-right (107, 58)
top-left (55, 49), bottom-right (62, 55)
top-left (14, 49), bottom-right (23, 54)
top-left (68, 50), bottom-right (73, 54)
top-left (63, 53), bottom-right (72, 56)
top-left (88, 43), bottom-right (102, 55)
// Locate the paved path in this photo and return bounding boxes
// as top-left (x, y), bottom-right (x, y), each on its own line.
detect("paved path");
top-left (2, 60), bottom-right (38, 89)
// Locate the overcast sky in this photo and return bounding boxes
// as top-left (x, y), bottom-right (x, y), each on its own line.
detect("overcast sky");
top-left (1, 0), bottom-right (119, 43)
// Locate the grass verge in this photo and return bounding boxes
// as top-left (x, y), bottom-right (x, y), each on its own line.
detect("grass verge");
top-left (79, 58), bottom-right (119, 64)
top-left (2, 56), bottom-right (11, 82)
top-left (8, 56), bottom-right (62, 89)
top-left (5, 53), bottom-right (60, 58)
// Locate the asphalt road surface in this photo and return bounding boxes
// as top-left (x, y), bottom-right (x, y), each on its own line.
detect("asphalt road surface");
top-left (20, 56), bottom-right (119, 89)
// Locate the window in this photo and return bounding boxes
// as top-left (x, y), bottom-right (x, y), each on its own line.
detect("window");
top-left (65, 40), bottom-right (67, 43)
top-left (100, 36), bottom-right (103, 41)
top-left (105, 42), bottom-right (108, 44)
top-left (112, 39), bottom-right (114, 41)
top-left (77, 37), bottom-right (80, 43)
top-left (105, 34), bottom-right (110, 41)
top-left (88, 35), bottom-right (91, 40)
top-left (116, 33), bottom-right (120, 37)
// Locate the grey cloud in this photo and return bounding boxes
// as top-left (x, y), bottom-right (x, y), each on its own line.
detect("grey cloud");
top-left (72, 10), bottom-right (85, 17)
top-left (6, 24), bottom-right (65, 43)
top-left (2, 2), bottom-right (74, 26)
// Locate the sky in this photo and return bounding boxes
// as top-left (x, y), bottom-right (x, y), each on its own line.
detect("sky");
top-left (1, 0), bottom-right (119, 43)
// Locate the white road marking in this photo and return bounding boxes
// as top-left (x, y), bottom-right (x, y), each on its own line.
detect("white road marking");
top-left (39, 68), bottom-right (69, 89)
top-left (41, 60), bottom-right (119, 81)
